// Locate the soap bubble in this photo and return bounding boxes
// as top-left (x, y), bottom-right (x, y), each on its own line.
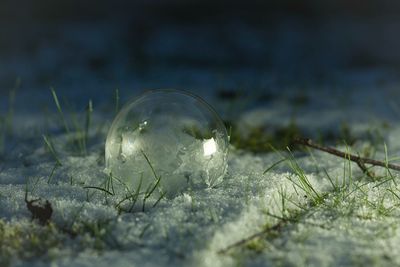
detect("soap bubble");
top-left (105, 89), bottom-right (229, 198)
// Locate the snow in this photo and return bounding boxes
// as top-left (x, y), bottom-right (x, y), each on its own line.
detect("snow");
top-left (2, 20), bottom-right (400, 267)
top-left (3, 127), bottom-right (400, 267)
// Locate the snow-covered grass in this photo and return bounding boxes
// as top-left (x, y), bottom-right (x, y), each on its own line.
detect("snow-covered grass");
top-left (3, 15), bottom-right (400, 265)
top-left (2, 82), bottom-right (400, 267)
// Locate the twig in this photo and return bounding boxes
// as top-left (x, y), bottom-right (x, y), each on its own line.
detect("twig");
top-left (293, 138), bottom-right (400, 178)
top-left (218, 220), bottom-right (286, 254)
top-left (218, 211), bottom-right (330, 254)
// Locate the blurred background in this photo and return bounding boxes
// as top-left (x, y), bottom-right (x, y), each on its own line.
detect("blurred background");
top-left (2, 0), bottom-right (400, 94)
top-left (1, 0), bottom-right (400, 145)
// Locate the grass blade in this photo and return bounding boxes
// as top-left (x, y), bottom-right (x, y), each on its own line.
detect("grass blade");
top-left (84, 99), bottom-right (93, 148)
top-left (51, 87), bottom-right (70, 134)
top-left (47, 163), bottom-right (59, 184)
top-left (115, 88), bottom-right (120, 114)
top-left (6, 77), bottom-right (20, 134)
top-left (83, 186), bottom-right (114, 196)
top-left (263, 158), bottom-right (287, 174)
top-left (42, 135), bottom-right (62, 166)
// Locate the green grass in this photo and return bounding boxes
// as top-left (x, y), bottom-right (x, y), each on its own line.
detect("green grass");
top-left (0, 78), bottom-right (20, 155)
top-left (0, 216), bottom-right (121, 267)
top-left (227, 118), bottom-right (364, 154)
top-left (285, 148), bottom-right (323, 204)
top-left (4, 85), bottom-right (400, 265)
top-left (141, 150), bottom-right (165, 211)
top-left (5, 78), bottom-right (20, 135)
top-left (42, 135), bottom-right (62, 166)
top-left (115, 88), bottom-right (120, 114)
top-left (50, 88), bottom-right (93, 156)
top-left (51, 87), bottom-right (70, 134)
top-left (227, 137), bottom-right (400, 258)
top-left (115, 174), bottom-right (143, 213)
top-left (82, 151), bottom-right (165, 213)
top-left (0, 220), bottom-right (64, 267)
top-left (47, 163), bottom-right (60, 184)
top-left (85, 99), bottom-right (93, 149)
top-left (0, 117), bottom-right (5, 156)
top-left (228, 120), bottom-right (302, 153)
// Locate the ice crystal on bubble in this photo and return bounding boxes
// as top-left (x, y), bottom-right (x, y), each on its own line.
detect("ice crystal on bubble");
top-left (105, 90), bottom-right (229, 198)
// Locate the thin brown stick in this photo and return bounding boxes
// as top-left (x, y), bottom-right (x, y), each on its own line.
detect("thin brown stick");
top-left (218, 220), bottom-right (286, 254)
top-left (218, 211), bottom-right (329, 254)
top-left (293, 138), bottom-right (400, 176)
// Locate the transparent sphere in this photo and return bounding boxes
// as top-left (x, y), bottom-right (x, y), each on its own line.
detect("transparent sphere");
top-left (105, 89), bottom-right (229, 198)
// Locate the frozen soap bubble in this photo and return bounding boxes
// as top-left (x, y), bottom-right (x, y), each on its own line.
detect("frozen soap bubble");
top-left (105, 89), bottom-right (229, 198)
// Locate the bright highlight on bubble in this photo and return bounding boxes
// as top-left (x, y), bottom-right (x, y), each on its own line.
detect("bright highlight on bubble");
top-left (203, 138), bottom-right (217, 156)
top-left (105, 89), bottom-right (229, 198)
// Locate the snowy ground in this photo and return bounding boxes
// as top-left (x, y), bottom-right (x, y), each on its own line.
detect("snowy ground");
top-left (2, 19), bottom-right (400, 267)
